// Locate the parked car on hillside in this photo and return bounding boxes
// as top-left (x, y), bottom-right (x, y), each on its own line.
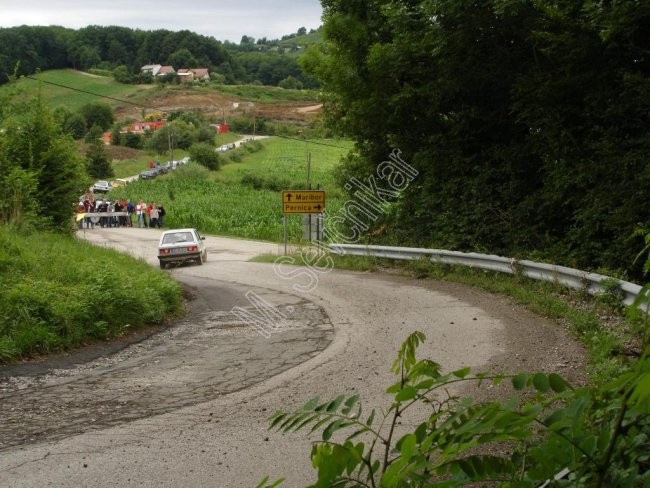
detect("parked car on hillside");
top-left (139, 169), bottom-right (157, 180)
top-left (158, 228), bottom-right (207, 269)
top-left (111, 178), bottom-right (128, 188)
top-left (91, 180), bottom-right (111, 193)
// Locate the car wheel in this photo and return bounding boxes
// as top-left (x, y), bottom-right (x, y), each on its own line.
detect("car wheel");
top-left (159, 261), bottom-right (166, 269)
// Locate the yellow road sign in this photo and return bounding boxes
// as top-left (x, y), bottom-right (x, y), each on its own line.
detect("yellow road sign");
top-left (282, 190), bottom-right (325, 214)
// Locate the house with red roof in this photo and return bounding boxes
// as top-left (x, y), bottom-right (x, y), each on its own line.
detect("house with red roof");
top-left (191, 68), bottom-right (210, 82)
top-left (157, 65), bottom-right (176, 76)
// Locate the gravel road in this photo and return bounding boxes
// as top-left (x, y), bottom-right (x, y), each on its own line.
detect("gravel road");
top-left (0, 228), bottom-right (586, 487)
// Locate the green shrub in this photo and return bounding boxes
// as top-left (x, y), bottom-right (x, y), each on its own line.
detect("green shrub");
top-left (266, 331), bottom-right (650, 487)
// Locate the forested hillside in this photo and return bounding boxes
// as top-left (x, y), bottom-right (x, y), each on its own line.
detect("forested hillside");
top-left (307, 0), bottom-right (650, 281)
top-left (0, 25), bottom-right (317, 87)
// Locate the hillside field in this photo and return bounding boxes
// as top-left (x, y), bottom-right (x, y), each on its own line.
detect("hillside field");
top-left (108, 136), bottom-right (353, 242)
top-left (1, 70), bottom-right (321, 124)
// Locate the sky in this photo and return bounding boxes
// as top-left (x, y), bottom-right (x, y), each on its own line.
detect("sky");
top-left (0, 0), bottom-right (324, 43)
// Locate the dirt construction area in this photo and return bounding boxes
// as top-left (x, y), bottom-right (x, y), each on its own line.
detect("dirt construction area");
top-left (0, 228), bottom-right (586, 487)
top-left (114, 88), bottom-right (322, 126)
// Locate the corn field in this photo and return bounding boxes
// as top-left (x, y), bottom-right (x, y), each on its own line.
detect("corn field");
top-left (111, 137), bottom-right (352, 242)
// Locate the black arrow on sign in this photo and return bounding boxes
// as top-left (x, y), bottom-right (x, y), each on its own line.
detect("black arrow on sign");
top-left (286, 193), bottom-right (292, 202)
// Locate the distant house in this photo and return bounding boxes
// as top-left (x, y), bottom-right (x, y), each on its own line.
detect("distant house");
top-left (177, 69), bottom-right (194, 83)
top-left (141, 64), bottom-right (162, 76)
top-left (191, 68), bottom-right (210, 82)
top-left (157, 65), bottom-right (176, 77)
top-left (140, 64), bottom-right (209, 82)
top-left (121, 121), bottom-right (166, 134)
top-left (210, 123), bottom-right (229, 134)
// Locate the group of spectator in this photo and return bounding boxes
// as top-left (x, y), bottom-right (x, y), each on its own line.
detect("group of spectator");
top-left (76, 196), bottom-right (166, 229)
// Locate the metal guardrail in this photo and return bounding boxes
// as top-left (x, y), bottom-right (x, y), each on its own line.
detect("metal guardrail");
top-left (329, 243), bottom-right (645, 307)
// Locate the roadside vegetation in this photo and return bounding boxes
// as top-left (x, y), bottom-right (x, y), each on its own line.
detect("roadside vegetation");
top-left (264, 327), bottom-right (649, 487)
top-left (0, 227), bottom-right (181, 362)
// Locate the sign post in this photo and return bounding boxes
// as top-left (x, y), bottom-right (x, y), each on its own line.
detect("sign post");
top-left (282, 190), bottom-right (326, 253)
top-left (281, 190), bottom-right (325, 214)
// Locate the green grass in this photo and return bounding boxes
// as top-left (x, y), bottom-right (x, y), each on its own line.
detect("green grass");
top-left (111, 154), bottom-right (160, 179)
top-left (278, 31), bottom-right (323, 48)
top-left (110, 136), bottom-right (353, 241)
top-left (0, 226), bottom-right (182, 362)
top-left (5, 69), bottom-right (153, 112)
top-left (215, 84), bottom-right (319, 103)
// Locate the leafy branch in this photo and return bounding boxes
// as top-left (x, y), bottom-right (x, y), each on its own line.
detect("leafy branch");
top-left (263, 330), bottom-right (650, 487)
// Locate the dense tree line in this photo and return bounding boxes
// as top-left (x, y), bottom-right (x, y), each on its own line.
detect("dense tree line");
top-left (231, 51), bottom-right (318, 88)
top-left (0, 25), bottom-right (232, 82)
top-left (307, 0), bottom-right (650, 281)
top-left (0, 24), bottom-right (316, 88)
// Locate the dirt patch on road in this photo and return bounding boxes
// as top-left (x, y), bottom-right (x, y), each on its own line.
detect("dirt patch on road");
top-left (0, 278), bottom-right (333, 451)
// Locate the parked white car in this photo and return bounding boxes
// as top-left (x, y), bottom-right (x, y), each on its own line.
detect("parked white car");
top-left (91, 180), bottom-right (111, 193)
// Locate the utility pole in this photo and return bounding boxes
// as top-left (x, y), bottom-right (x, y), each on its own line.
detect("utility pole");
top-left (167, 127), bottom-right (173, 165)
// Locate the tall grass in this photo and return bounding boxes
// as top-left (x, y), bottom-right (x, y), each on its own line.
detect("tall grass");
top-left (110, 136), bottom-right (353, 242)
top-left (0, 227), bottom-right (182, 362)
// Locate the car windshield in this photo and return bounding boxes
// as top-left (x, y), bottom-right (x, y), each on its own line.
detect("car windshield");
top-left (162, 232), bottom-right (194, 245)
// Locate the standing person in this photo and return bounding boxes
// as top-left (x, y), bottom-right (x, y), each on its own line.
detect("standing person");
top-left (114, 199), bottom-right (124, 227)
top-left (149, 204), bottom-right (160, 229)
top-left (146, 202), bottom-right (153, 228)
top-left (126, 199), bottom-right (135, 227)
top-left (107, 200), bottom-right (116, 227)
top-left (84, 197), bottom-right (95, 229)
top-left (157, 203), bottom-right (166, 228)
top-left (136, 200), bottom-right (145, 228)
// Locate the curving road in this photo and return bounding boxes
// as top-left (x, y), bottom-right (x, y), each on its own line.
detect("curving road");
top-left (0, 228), bottom-right (585, 487)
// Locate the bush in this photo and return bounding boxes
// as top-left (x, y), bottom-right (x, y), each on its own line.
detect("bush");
top-left (189, 142), bottom-right (222, 171)
top-left (266, 331), bottom-right (650, 487)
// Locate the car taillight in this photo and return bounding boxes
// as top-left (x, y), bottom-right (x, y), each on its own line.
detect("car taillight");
top-left (187, 246), bottom-right (198, 252)
top-left (160, 249), bottom-right (170, 255)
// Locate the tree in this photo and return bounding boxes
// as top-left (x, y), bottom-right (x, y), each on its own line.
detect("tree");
top-left (297, 27), bottom-right (307, 36)
top-left (76, 45), bottom-right (101, 70)
top-left (80, 102), bottom-right (114, 131)
top-left (147, 121), bottom-right (198, 155)
top-left (0, 95), bottom-right (85, 229)
top-left (278, 75), bottom-right (303, 90)
top-left (123, 132), bottom-right (143, 149)
top-left (86, 139), bottom-right (113, 180)
top-left (167, 49), bottom-right (198, 69)
top-left (84, 124), bottom-right (104, 143)
top-left (189, 142), bottom-right (221, 171)
top-left (63, 113), bottom-right (86, 139)
top-left (112, 65), bottom-right (132, 83)
top-left (306, 0), bottom-right (650, 281)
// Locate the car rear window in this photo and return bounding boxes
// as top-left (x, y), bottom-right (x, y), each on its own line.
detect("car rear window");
top-left (162, 232), bottom-right (193, 244)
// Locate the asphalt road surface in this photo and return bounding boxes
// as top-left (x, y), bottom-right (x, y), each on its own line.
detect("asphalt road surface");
top-left (0, 228), bottom-right (586, 487)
